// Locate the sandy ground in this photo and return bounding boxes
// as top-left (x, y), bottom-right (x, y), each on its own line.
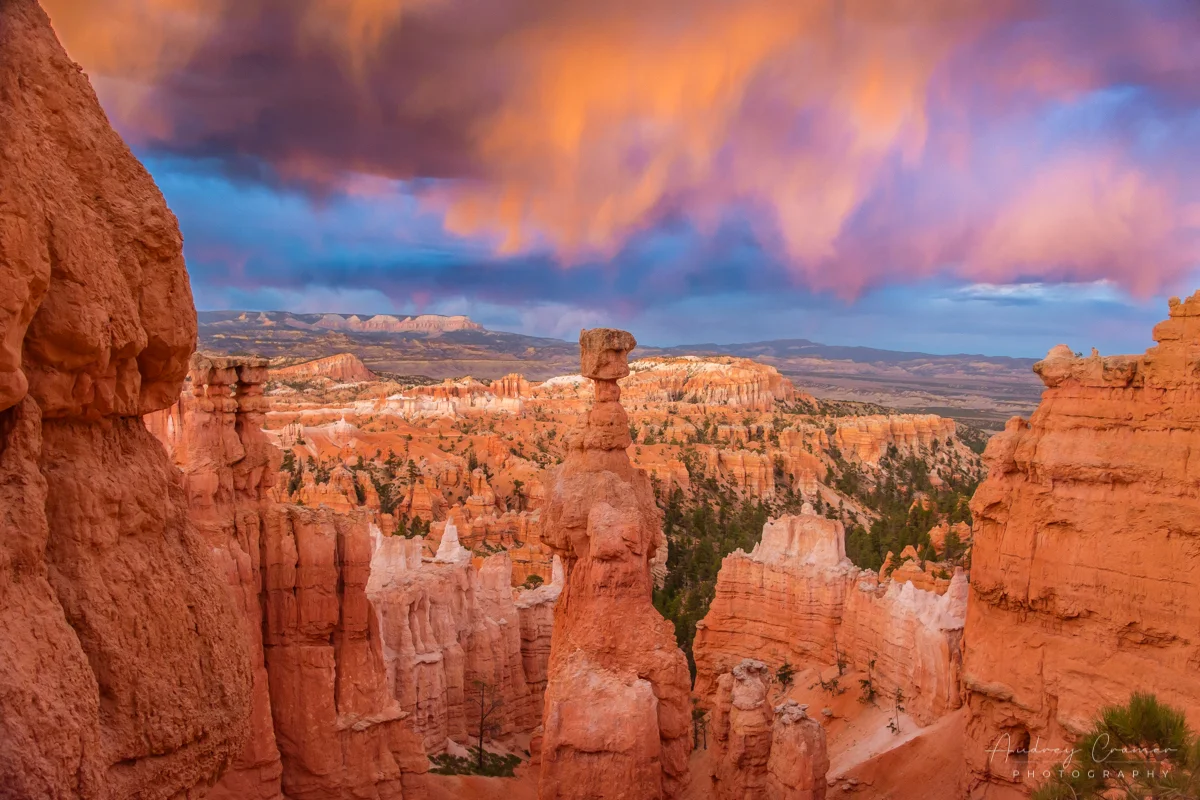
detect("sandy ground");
top-left (424, 764), bottom-right (540, 800)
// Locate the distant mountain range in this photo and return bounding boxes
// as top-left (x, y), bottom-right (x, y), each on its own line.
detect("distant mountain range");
top-left (198, 311), bottom-right (1042, 428)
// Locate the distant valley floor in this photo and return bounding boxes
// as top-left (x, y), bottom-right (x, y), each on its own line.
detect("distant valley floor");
top-left (199, 310), bottom-right (1042, 429)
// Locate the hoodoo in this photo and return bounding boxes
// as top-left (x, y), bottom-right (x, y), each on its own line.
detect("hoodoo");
top-left (539, 329), bottom-right (693, 799)
top-left (0, 1), bottom-right (251, 795)
top-left (962, 292), bottom-right (1200, 798)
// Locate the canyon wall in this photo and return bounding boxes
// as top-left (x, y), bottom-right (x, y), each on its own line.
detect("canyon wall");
top-left (539, 329), bottom-right (693, 799)
top-left (147, 354), bottom-right (285, 799)
top-left (150, 353), bottom-right (562, 796)
top-left (0, 2), bottom-right (252, 795)
top-left (694, 509), bottom-right (967, 727)
top-left (962, 294), bottom-right (1200, 798)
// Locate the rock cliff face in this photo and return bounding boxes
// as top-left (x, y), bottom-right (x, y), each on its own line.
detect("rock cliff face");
top-left (0, 2), bottom-right (252, 796)
top-left (263, 507), bottom-right (430, 800)
top-left (146, 354), bottom-right (285, 799)
top-left (367, 532), bottom-right (560, 752)
top-left (539, 329), bottom-right (693, 799)
top-left (962, 294), bottom-right (1200, 799)
top-left (0, 4), bottom-right (253, 796)
top-left (833, 415), bottom-right (957, 466)
top-left (148, 356), bottom-right (434, 799)
top-left (151, 355), bottom-right (564, 796)
top-left (694, 509), bottom-right (967, 727)
top-left (711, 660), bottom-right (829, 800)
top-left (270, 353), bottom-right (375, 383)
top-left (623, 356), bottom-right (803, 410)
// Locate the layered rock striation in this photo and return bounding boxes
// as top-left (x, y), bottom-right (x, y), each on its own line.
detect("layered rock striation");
top-left (270, 353), bottom-right (375, 383)
top-left (694, 508), bottom-right (967, 727)
top-left (0, 2), bottom-right (251, 795)
top-left (539, 329), bottom-right (693, 799)
top-left (962, 294), bottom-right (1200, 798)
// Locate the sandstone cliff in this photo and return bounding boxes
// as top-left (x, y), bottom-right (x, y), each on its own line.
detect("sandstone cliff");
top-left (539, 329), bottom-right (693, 799)
top-left (0, 2), bottom-right (251, 795)
top-left (962, 294), bottom-right (1200, 798)
top-left (832, 415), bottom-right (957, 466)
top-left (623, 356), bottom-right (803, 410)
top-left (710, 660), bottom-right (829, 800)
top-left (151, 354), bottom-right (564, 796)
top-left (146, 355), bottom-right (285, 799)
top-left (694, 509), bottom-right (967, 727)
top-left (270, 353), bottom-right (376, 383)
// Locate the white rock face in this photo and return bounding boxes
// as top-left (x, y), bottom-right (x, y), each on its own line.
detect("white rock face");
top-left (434, 519), bottom-right (471, 564)
top-left (749, 509), bottom-right (851, 568)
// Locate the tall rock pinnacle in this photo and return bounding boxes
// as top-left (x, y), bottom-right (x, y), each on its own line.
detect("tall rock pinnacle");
top-left (539, 329), bottom-right (692, 799)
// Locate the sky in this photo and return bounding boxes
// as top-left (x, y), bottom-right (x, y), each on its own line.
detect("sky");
top-left (42, 0), bottom-right (1200, 356)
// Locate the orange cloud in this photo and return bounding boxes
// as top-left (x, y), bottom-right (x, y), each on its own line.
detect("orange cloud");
top-left (39, 0), bottom-right (1200, 296)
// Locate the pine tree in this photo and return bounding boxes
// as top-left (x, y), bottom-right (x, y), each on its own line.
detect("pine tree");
top-left (1033, 692), bottom-right (1199, 800)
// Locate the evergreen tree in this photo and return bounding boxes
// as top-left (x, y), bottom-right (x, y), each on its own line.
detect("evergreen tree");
top-left (1033, 692), bottom-right (1199, 800)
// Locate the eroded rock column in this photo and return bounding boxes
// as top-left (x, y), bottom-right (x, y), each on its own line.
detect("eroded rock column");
top-left (539, 329), bottom-right (692, 799)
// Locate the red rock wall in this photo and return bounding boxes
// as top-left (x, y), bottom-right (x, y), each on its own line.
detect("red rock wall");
top-left (962, 295), bottom-right (1200, 799)
top-left (710, 661), bottom-right (829, 800)
top-left (694, 511), bottom-right (967, 727)
top-left (367, 534), bottom-right (551, 753)
top-left (0, 2), bottom-right (251, 795)
top-left (262, 506), bottom-right (429, 800)
top-left (148, 355), bottom-right (285, 799)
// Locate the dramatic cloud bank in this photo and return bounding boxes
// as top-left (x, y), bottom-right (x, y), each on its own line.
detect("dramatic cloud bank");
top-left (42, 0), bottom-right (1200, 350)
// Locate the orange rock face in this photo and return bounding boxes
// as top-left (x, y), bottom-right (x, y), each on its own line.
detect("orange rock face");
top-left (961, 294), bottom-right (1200, 799)
top-left (694, 509), bottom-right (968, 727)
top-left (270, 353), bottom-right (376, 383)
top-left (262, 506), bottom-right (430, 800)
top-left (710, 660), bottom-right (829, 800)
top-left (539, 329), bottom-right (693, 799)
top-left (147, 354), bottom-right (285, 800)
top-left (833, 415), bottom-right (957, 466)
top-left (622, 356), bottom-right (804, 411)
top-left (0, 2), bottom-right (250, 796)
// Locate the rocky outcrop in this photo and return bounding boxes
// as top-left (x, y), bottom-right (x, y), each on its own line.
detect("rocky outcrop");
top-left (623, 356), bottom-right (803, 410)
top-left (712, 660), bottom-right (777, 798)
top-left (962, 294), bottom-right (1200, 799)
top-left (705, 448), bottom-right (777, 499)
top-left (515, 558), bottom-right (565, 725)
top-left (270, 353), bottom-right (375, 383)
top-left (263, 507), bottom-right (429, 799)
top-left (694, 508), bottom-right (967, 727)
top-left (764, 701), bottom-right (829, 800)
top-left (710, 660), bottom-right (829, 800)
top-left (149, 357), bottom-right (436, 799)
top-left (0, 2), bottom-right (251, 796)
top-left (367, 532), bottom-right (550, 751)
top-left (833, 415), bottom-right (957, 466)
top-left (539, 329), bottom-right (693, 799)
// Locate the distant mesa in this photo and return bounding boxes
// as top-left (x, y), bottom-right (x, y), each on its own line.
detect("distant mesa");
top-left (292, 311), bottom-right (481, 333)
